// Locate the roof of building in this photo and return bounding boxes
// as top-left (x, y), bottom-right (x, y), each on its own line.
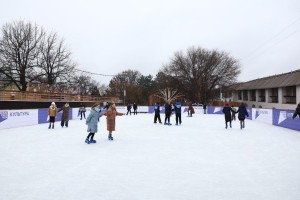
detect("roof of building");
top-left (235, 69), bottom-right (300, 90)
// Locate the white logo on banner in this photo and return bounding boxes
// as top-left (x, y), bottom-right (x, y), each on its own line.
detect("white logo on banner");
top-left (213, 107), bottom-right (222, 113)
top-left (278, 111), bottom-right (287, 124)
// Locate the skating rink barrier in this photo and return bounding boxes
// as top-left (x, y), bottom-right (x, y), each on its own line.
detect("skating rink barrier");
top-left (0, 106), bottom-right (299, 131)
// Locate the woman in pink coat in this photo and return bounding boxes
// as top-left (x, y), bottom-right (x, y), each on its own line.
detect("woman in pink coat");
top-left (104, 103), bottom-right (124, 140)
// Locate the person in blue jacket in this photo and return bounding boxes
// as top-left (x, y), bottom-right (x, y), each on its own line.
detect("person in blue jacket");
top-left (85, 103), bottom-right (103, 144)
top-left (236, 103), bottom-right (249, 130)
top-left (222, 103), bottom-right (235, 129)
top-left (174, 102), bottom-right (182, 125)
top-left (164, 102), bottom-right (172, 125)
top-left (154, 102), bottom-right (162, 123)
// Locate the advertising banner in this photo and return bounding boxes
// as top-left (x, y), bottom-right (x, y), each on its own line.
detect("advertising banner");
top-left (273, 109), bottom-right (300, 131)
top-left (0, 109), bottom-right (38, 129)
top-left (252, 108), bottom-right (273, 125)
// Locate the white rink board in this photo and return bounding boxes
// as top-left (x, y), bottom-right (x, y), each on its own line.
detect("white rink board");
top-left (252, 108), bottom-right (273, 125)
top-left (0, 109), bottom-right (38, 130)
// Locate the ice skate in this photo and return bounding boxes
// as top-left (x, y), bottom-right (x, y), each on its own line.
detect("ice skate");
top-left (85, 138), bottom-right (90, 144)
top-left (90, 139), bottom-right (97, 143)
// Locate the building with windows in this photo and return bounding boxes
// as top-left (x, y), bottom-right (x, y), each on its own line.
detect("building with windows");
top-left (227, 70), bottom-right (300, 110)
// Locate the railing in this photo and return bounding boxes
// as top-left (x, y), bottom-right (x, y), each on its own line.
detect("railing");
top-left (0, 90), bottom-right (119, 103)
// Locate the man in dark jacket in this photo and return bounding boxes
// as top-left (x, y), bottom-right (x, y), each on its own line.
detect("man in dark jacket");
top-left (174, 102), bottom-right (182, 125)
top-left (133, 103), bottom-right (138, 115)
top-left (126, 103), bottom-right (132, 115)
top-left (222, 104), bottom-right (235, 129)
top-left (164, 102), bottom-right (172, 125)
top-left (292, 103), bottom-right (300, 120)
top-left (154, 102), bottom-right (162, 123)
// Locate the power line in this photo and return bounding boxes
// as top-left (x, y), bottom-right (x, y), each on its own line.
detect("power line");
top-left (74, 69), bottom-right (115, 77)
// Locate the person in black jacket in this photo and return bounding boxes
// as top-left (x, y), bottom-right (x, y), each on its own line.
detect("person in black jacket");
top-left (126, 103), bottom-right (132, 115)
top-left (292, 103), bottom-right (300, 120)
top-left (236, 103), bottom-right (249, 130)
top-left (203, 103), bottom-right (207, 114)
top-left (222, 103), bottom-right (235, 129)
top-left (164, 102), bottom-right (172, 125)
top-left (154, 102), bottom-right (162, 123)
top-left (133, 103), bottom-right (138, 115)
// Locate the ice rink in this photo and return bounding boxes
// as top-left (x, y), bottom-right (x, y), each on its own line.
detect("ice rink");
top-left (1, 113), bottom-right (300, 200)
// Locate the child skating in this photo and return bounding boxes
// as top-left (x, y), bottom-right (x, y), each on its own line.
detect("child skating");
top-left (236, 103), bottom-right (249, 130)
top-left (85, 103), bottom-right (102, 144)
top-left (222, 103), bottom-right (235, 129)
top-left (48, 102), bottom-right (57, 129)
top-left (104, 102), bottom-right (124, 140)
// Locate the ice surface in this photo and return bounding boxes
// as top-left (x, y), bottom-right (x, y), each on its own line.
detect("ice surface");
top-left (0, 113), bottom-right (300, 200)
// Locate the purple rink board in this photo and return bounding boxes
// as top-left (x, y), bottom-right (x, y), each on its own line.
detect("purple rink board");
top-left (38, 108), bottom-right (73, 124)
top-left (273, 109), bottom-right (300, 131)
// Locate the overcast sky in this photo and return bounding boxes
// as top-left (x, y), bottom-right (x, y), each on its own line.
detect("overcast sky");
top-left (1, 0), bottom-right (300, 84)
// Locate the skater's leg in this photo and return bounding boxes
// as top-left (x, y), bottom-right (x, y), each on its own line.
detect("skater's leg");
top-left (61, 120), bottom-right (64, 127)
top-left (158, 115), bottom-right (162, 123)
top-left (179, 114), bottom-right (182, 124)
top-left (66, 121), bottom-right (68, 127)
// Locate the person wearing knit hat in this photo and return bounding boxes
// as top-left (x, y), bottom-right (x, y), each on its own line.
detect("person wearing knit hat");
top-left (48, 102), bottom-right (57, 129)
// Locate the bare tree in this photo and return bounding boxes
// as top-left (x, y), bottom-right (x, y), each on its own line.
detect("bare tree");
top-left (38, 32), bottom-right (75, 89)
top-left (0, 20), bottom-right (45, 91)
top-left (161, 46), bottom-right (241, 103)
top-left (155, 88), bottom-right (183, 103)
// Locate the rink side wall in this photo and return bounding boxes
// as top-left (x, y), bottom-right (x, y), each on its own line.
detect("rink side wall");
top-left (0, 106), bottom-right (299, 131)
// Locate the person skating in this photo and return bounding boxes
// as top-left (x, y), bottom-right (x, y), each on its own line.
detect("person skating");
top-left (48, 102), bottom-right (57, 129)
top-left (104, 102), bottom-right (124, 140)
top-left (85, 103), bottom-right (103, 144)
top-left (133, 103), bottom-right (138, 115)
top-left (174, 102), bottom-right (182, 125)
top-left (79, 103), bottom-right (86, 120)
top-left (292, 103), bottom-right (300, 120)
top-left (188, 103), bottom-right (195, 117)
top-left (164, 102), bottom-right (172, 125)
top-left (203, 103), bottom-right (207, 114)
top-left (126, 103), bottom-right (132, 115)
top-left (222, 103), bottom-right (235, 129)
top-left (154, 102), bottom-right (162, 123)
top-left (236, 103), bottom-right (249, 130)
top-left (58, 102), bottom-right (70, 127)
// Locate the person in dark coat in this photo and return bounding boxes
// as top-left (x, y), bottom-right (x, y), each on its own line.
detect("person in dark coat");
top-left (154, 102), bottom-right (162, 123)
top-left (174, 102), bottom-right (182, 125)
top-left (222, 103), bottom-right (235, 129)
top-left (164, 102), bottom-right (172, 125)
top-left (58, 102), bottom-right (70, 127)
top-left (203, 103), bottom-right (207, 114)
top-left (79, 103), bottom-right (86, 120)
top-left (85, 103), bottom-right (103, 144)
top-left (292, 103), bottom-right (300, 120)
top-left (126, 103), bottom-right (132, 115)
top-left (236, 103), bottom-right (249, 130)
top-left (133, 103), bottom-right (138, 115)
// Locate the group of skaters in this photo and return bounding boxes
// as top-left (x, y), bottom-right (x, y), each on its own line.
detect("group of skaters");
top-left (154, 102), bottom-right (183, 125)
top-left (126, 103), bottom-right (138, 115)
top-left (47, 101), bottom-right (300, 144)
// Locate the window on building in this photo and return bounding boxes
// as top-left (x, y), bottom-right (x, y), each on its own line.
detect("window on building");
top-left (269, 88), bottom-right (278, 103)
top-left (258, 89), bottom-right (265, 102)
top-left (250, 90), bottom-right (256, 101)
top-left (238, 91), bottom-right (242, 100)
top-left (283, 86), bottom-right (296, 104)
top-left (243, 90), bottom-right (248, 101)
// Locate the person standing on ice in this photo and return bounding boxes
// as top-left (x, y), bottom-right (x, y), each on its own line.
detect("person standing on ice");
top-left (58, 102), bottom-right (70, 128)
top-left (133, 103), bottom-right (138, 115)
top-left (85, 103), bottom-right (103, 144)
top-left (236, 103), bottom-right (249, 130)
top-left (126, 103), bottom-right (132, 115)
top-left (154, 102), bottom-right (162, 123)
top-left (79, 103), bottom-right (86, 120)
top-left (222, 103), bottom-right (235, 129)
top-left (48, 102), bottom-right (58, 129)
top-left (164, 102), bottom-right (172, 125)
top-left (104, 102), bottom-right (124, 140)
top-left (174, 102), bottom-right (182, 125)
top-left (292, 103), bottom-right (300, 120)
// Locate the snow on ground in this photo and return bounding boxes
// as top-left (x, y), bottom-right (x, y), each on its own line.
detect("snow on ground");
top-left (0, 113), bottom-right (300, 200)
